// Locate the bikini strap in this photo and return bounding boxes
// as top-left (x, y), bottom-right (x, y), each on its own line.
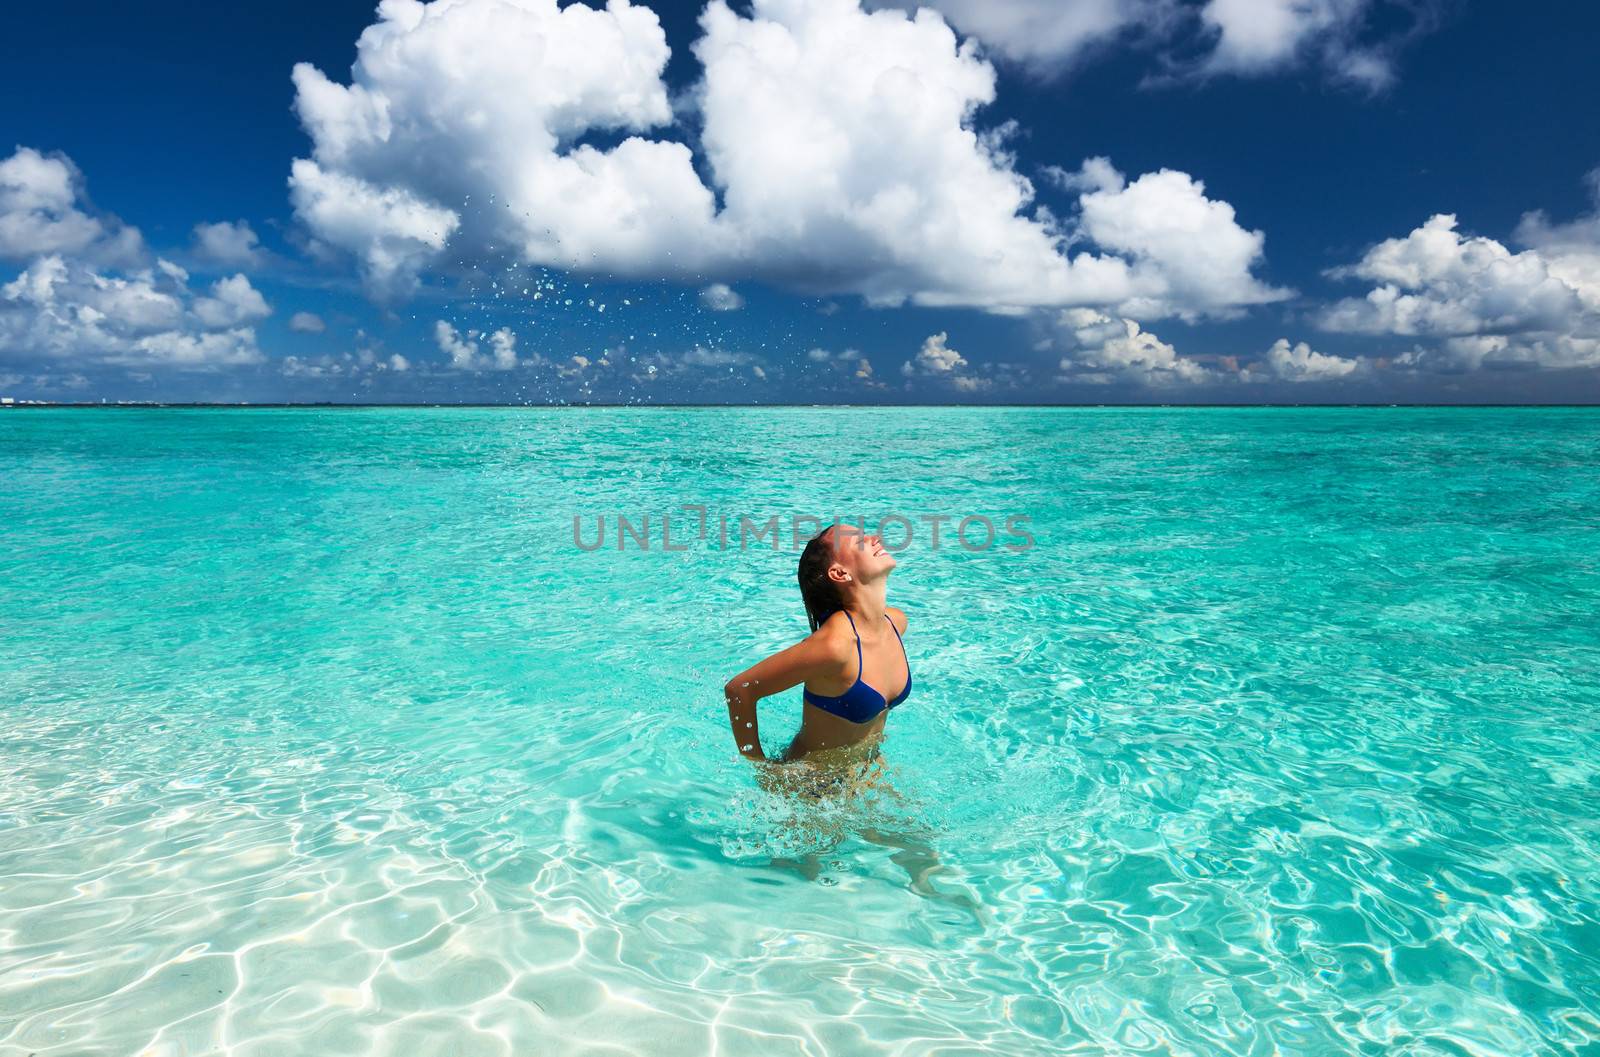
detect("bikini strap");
top-left (843, 611), bottom-right (863, 678)
top-left (886, 612), bottom-right (908, 660)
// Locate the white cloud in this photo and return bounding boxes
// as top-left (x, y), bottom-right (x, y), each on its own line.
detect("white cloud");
top-left (1249, 338), bottom-right (1362, 382)
top-left (281, 355), bottom-right (337, 379)
top-left (289, 0), bottom-right (707, 300)
top-left (0, 254), bottom-right (264, 370)
top-left (1070, 158), bottom-right (1289, 320)
top-left (192, 274), bottom-right (272, 329)
top-left (1422, 334), bottom-right (1600, 372)
top-left (692, 0), bottom-right (1132, 311)
top-left (907, 331), bottom-right (967, 374)
top-left (876, 0), bottom-right (1164, 73)
top-left (288, 310), bottom-right (326, 334)
top-left (699, 282), bottom-right (744, 311)
top-left (1320, 206), bottom-right (1600, 369)
top-left (902, 330), bottom-right (989, 390)
top-left (1320, 215), bottom-right (1585, 335)
top-left (1054, 308), bottom-right (1211, 385)
top-left (288, 0), bottom-right (1278, 318)
top-left (1514, 171), bottom-right (1600, 312)
top-left (0, 147), bottom-right (144, 266)
top-left (434, 320), bottom-right (520, 371)
top-left (192, 221), bottom-right (264, 267)
top-left (0, 148), bottom-right (102, 259)
top-left (283, 349), bottom-right (412, 379)
top-left (1043, 155), bottom-right (1124, 194)
top-left (807, 344), bottom-right (881, 387)
top-left (1200, 0), bottom-right (1403, 89)
top-left (130, 329), bottom-right (263, 369)
top-left (876, 0), bottom-right (1430, 87)
top-left (0, 148), bottom-right (270, 373)
top-left (289, 160), bottom-right (461, 300)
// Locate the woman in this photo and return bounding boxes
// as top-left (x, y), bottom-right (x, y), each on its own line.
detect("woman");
top-left (723, 523), bottom-right (911, 794)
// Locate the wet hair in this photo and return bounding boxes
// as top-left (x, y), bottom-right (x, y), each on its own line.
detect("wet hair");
top-left (797, 525), bottom-right (847, 632)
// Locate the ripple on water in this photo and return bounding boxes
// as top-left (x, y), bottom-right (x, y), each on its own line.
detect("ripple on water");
top-left (2, 407), bottom-right (1600, 1056)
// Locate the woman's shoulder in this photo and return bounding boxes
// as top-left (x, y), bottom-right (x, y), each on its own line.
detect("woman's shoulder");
top-left (886, 606), bottom-right (909, 634)
top-left (807, 613), bottom-right (861, 664)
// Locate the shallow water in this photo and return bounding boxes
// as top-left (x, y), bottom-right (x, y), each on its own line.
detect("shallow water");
top-left (3, 406), bottom-right (1599, 1056)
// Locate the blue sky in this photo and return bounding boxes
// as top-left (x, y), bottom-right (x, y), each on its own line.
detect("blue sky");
top-left (2, 0), bottom-right (1598, 403)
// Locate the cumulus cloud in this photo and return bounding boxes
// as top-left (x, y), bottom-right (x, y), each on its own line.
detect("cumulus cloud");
top-left (1069, 158), bottom-right (1289, 320)
top-left (289, 159), bottom-right (461, 301)
top-left (875, 0), bottom-right (1435, 87)
top-left (901, 331), bottom-right (988, 390)
top-left (283, 349), bottom-right (412, 379)
top-left (1054, 308), bottom-right (1211, 385)
top-left (807, 344), bottom-right (880, 386)
top-left (192, 274), bottom-right (272, 329)
top-left (1514, 170), bottom-right (1600, 312)
top-left (192, 221), bottom-right (264, 268)
top-left (692, 0), bottom-right (1131, 311)
top-left (1412, 334), bottom-right (1600, 372)
top-left (699, 282), bottom-right (744, 311)
top-left (288, 310), bottom-right (326, 333)
top-left (288, 0), bottom-right (1279, 318)
top-left (434, 320), bottom-right (522, 371)
top-left (1320, 215), bottom-right (1585, 335)
top-left (906, 331), bottom-right (968, 374)
top-left (873, 0), bottom-right (1164, 73)
top-left (289, 0), bottom-right (704, 300)
top-left (0, 147), bottom-right (143, 266)
top-left (1199, 0), bottom-right (1430, 89)
top-left (1320, 202), bottom-right (1600, 370)
top-left (1042, 155), bottom-right (1124, 194)
top-left (124, 330), bottom-right (264, 369)
top-left (1247, 338), bottom-right (1362, 382)
top-left (1, 254), bottom-right (264, 370)
top-left (0, 147), bottom-right (272, 373)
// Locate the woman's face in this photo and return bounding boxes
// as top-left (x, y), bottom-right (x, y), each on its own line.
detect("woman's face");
top-left (826, 523), bottom-right (897, 584)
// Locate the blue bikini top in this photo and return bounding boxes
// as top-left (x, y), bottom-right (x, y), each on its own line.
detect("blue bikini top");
top-left (802, 611), bottom-right (911, 725)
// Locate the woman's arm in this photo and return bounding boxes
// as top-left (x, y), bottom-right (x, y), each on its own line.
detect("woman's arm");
top-left (723, 630), bottom-right (849, 762)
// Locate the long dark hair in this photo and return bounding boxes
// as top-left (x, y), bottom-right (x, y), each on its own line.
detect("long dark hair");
top-left (797, 525), bottom-right (846, 632)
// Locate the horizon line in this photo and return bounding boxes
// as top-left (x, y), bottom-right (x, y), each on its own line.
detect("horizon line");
top-left (4, 401), bottom-right (1600, 410)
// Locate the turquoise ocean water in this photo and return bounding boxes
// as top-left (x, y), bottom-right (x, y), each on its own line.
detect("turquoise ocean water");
top-left (3, 406), bottom-right (1599, 1056)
